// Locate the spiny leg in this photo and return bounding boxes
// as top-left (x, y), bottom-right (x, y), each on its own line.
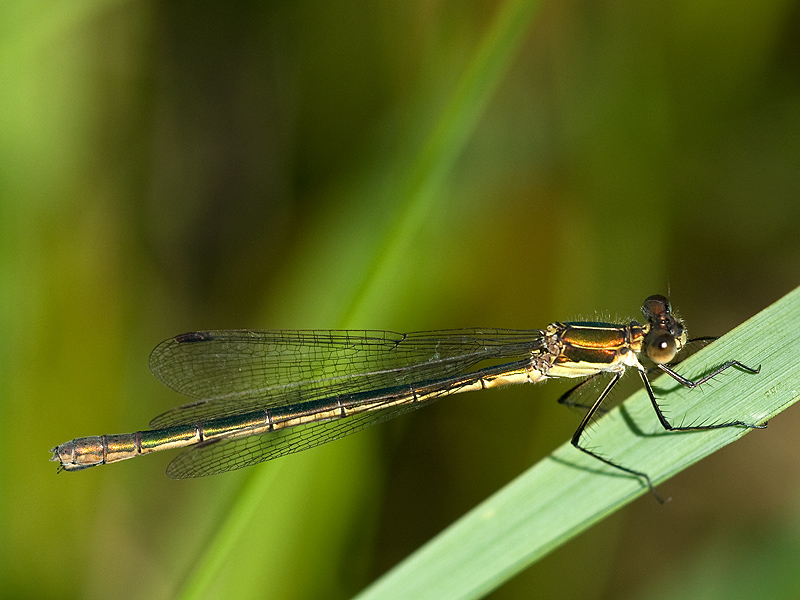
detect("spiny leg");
top-left (569, 371), bottom-right (667, 503)
top-left (643, 361), bottom-right (766, 432)
top-left (557, 373), bottom-right (608, 413)
top-left (657, 360), bottom-right (760, 389)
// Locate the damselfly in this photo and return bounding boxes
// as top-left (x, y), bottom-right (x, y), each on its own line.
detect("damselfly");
top-left (52, 295), bottom-right (763, 495)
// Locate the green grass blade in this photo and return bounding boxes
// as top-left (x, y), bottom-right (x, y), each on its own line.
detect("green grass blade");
top-left (354, 285), bottom-right (800, 600)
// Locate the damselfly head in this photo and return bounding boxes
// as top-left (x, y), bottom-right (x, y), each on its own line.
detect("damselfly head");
top-left (641, 295), bottom-right (687, 364)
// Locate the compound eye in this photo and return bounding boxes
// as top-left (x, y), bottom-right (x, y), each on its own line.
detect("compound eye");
top-left (646, 333), bottom-right (677, 364)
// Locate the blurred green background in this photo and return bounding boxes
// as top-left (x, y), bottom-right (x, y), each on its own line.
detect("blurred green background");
top-left (2, 0), bottom-right (800, 598)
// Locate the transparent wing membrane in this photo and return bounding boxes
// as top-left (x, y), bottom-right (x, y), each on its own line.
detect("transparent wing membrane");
top-left (149, 328), bottom-right (544, 428)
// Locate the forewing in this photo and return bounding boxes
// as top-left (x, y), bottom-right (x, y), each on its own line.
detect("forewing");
top-left (149, 328), bottom-right (542, 428)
